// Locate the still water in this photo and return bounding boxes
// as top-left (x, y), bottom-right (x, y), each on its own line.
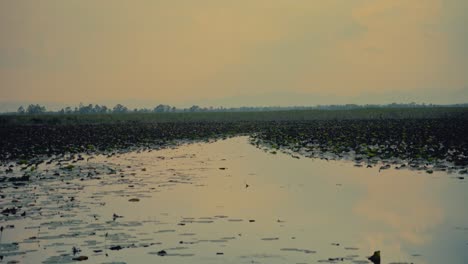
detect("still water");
top-left (1, 137), bottom-right (467, 263)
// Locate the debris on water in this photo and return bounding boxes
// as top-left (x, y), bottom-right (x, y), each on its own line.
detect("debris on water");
top-left (157, 250), bottom-right (167, 256)
top-left (1, 207), bottom-right (17, 215)
top-left (368, 250), bottom-right (381, 264)
top-left (261, 237), bottom-right (279, 241)
top-left (109, 245), bottom-right (123, 251)
top-left (379, 165), bottom-right (390, 172)
top-left (7, 175), bottom-right (30, 182)
top-left (72, 256), bottom-right (88, 261)
top-left (62, 164), bottom-right (75, 171)
top-left (72, 246), bottom-right (81, 255)
top-left (112, 213), bottom-right (123, 221)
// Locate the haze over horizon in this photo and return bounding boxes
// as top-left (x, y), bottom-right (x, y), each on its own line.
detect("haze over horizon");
top-left (1, 1), bottom-right (467, 109)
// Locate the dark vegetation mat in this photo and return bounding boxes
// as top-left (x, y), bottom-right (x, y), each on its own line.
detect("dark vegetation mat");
top-left (253, 118), bottom-right (468, 168)
top-left (0, 122), bottom-right (256, 161)
top-left (0, 109), bottom-right (467, 169)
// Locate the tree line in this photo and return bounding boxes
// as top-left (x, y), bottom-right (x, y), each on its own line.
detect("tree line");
top-left (16, 103), bottom-right (176, 115)
top-left (12, 102), bottom-right (468, 115)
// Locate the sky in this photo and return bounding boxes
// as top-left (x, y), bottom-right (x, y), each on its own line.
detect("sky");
top-left (0, 0), bottom-right (467, 109)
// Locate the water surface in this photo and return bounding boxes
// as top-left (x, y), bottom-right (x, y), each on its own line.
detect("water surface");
top-left (1, 137), bottom-right (467, 263)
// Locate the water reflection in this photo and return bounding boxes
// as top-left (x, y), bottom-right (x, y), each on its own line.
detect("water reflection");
top-left (0, 137), bottom-right (467, 263)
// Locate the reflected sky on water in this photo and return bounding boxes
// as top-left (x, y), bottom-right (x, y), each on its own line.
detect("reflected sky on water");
top-left (1, 137), bottom-right (467, 263)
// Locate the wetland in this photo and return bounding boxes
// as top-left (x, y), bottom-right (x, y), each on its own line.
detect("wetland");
top-left (0, 109), bottom-right (467, 263)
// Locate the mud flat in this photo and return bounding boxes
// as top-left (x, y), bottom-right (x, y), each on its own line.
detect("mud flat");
top-left (1, 137), bottom-right (467, 263)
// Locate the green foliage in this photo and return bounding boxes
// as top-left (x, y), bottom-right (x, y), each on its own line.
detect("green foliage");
top-left (86, 144), bottom-right (95, 150)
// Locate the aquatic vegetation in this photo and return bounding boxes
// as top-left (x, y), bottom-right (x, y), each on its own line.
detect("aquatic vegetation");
top-left (368, 251), bottom-right (381, 264)
top-left (253, 118), bottom-right (468, 171)
top-left (0, 110), bottom-right (467, 172)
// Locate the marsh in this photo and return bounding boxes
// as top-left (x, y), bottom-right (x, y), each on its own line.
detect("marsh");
top-left (1, 137), bottom-right (467, 263)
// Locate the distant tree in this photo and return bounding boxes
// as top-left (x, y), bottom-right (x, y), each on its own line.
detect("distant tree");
top-left (78, 103), bottom-right (84, 113)
top-left (78, 103), bottom-right (95, 114)
top-left (93, 105), bottom-right (108, 113)
top-left (112, 104), bottom-right (128, 113)
top-left (189, 105), bottom-right (200, 112)
top-left (93, 104), bottom-right (102, 113)
top-left (26, 104), bottom-right (46, 114)
top-left (154, 104), bottom-right (171, 113)
top-left (154, 104), bottom-right (164, 112)
top-left (17, 106), bottom-right (25, 114)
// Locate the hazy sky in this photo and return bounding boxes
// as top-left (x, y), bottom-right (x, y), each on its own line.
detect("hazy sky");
top-left (1, 0), bottom-right (467, 107)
